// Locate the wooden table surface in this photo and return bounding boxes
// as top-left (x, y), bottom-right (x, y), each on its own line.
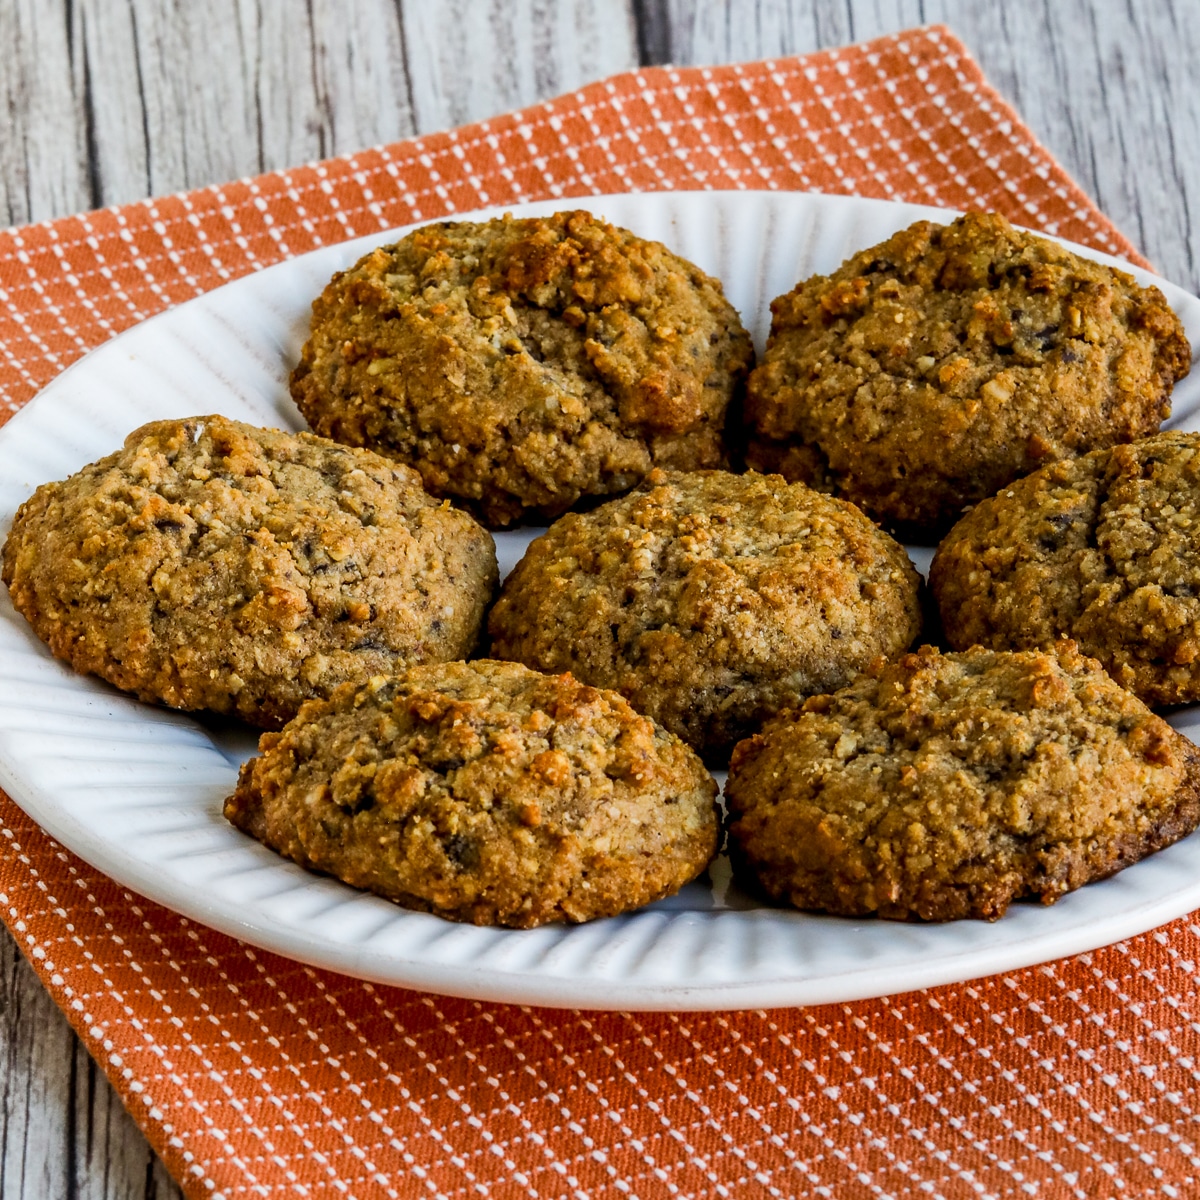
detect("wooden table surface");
top-left (2, 1), bottom-right (1198, 1195)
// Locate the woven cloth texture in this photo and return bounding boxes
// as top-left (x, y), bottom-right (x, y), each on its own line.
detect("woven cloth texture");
top-left (1, 25), bottom-right (1196, 1200)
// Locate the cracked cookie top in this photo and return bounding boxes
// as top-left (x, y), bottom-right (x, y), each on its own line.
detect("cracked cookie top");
top-left (931, 430), bottom-right (1200, 705)
top-left (289, 211), bottom-right (754, 527)
top-left (225, 660), bottom-right (719, 927)
top-left (1, 415), bottom-right (498, 727)
top-left (725, 643), bottom-right (1200, 921)
top-left (744, 211), bottom-right (1190, 534)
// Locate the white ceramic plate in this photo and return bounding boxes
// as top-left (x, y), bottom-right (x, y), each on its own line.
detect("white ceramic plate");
top-left (3, 191), bottom-right (1200, 1012)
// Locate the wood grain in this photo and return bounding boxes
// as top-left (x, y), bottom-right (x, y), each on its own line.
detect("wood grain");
top-left (3, 1), bottom-right (1198, 1196)
top-left (402, 0), bottom-right (639, 132)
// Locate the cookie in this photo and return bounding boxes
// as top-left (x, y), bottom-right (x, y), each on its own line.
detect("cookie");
top-left (744, 211), bottom-right (1190, 532)
top-left (931, 430), bottom-right (1200, 705)
top-left (2, 415), bottom-right (497, 728)
top-left (487, 469), bottom-right (922, 758)
top-left (726, 643), bottom-right (1200, 921)
top-left (289, 210), bottom-right (754, 527)
top-left (225, 660), bottom-right (719, 927)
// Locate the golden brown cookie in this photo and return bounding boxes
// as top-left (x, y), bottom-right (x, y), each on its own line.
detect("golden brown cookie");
top-left (290, 211), bottom-right (754, 527)
top-left (488, 469), bottom-right (922, 758)
top-left (744, 211), bottom-right (1190, 533)
top-left (726, 643), bottom-right (1200, 922)
top-left (931, 430), bottom-right (1200, 705)
top-left (225, 660), bottom-right (719, 927)
top-left (2, 416), bottom-right (497, 728)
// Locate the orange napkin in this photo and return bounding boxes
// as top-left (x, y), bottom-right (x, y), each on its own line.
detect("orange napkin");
top-left (1, 26), bottom-right (1195, 1198)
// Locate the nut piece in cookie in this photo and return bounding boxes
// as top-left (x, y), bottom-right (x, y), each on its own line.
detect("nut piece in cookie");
top-left (488, 469), bottom-right (923, 759)
top-left (225, 660), bottom-right (719, 927)
top-left (744, 211), bottom-right (1190, 533)
top-left (290, 211), bottom-right (755, 527)
top-left (1, 416), bottom-right (498, 728)
top-left (931, 430), bottom-right (1200, 706)
top-left (725, 643), bottom-right (1200, 921)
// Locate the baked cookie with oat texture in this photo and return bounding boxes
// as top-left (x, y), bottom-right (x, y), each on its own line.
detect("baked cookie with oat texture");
top-left (931, 430), bottom-right (1200, 706)
top-left (744, 211), bottom-right (1190, 532)
top-left (725, 643), bottom-right (1200, 921)
top-left (2, 415), bottom-right (497, 728)
top-left (488, 469), bottom-right (922, 758)
top-left (290, 211), bottom-right (754, 527)
top-left (225, 660), bottom-right (719, 927)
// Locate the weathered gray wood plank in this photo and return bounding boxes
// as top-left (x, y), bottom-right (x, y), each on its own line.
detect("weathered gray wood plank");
top-left (0, 0), bottom-right (88, 224)
top-left (402, 0), bottom-right (640, 132)
top-left (1, 0), bottom-right (641, 229)
top-left (3, 2), bottom-right (1199, 1198)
